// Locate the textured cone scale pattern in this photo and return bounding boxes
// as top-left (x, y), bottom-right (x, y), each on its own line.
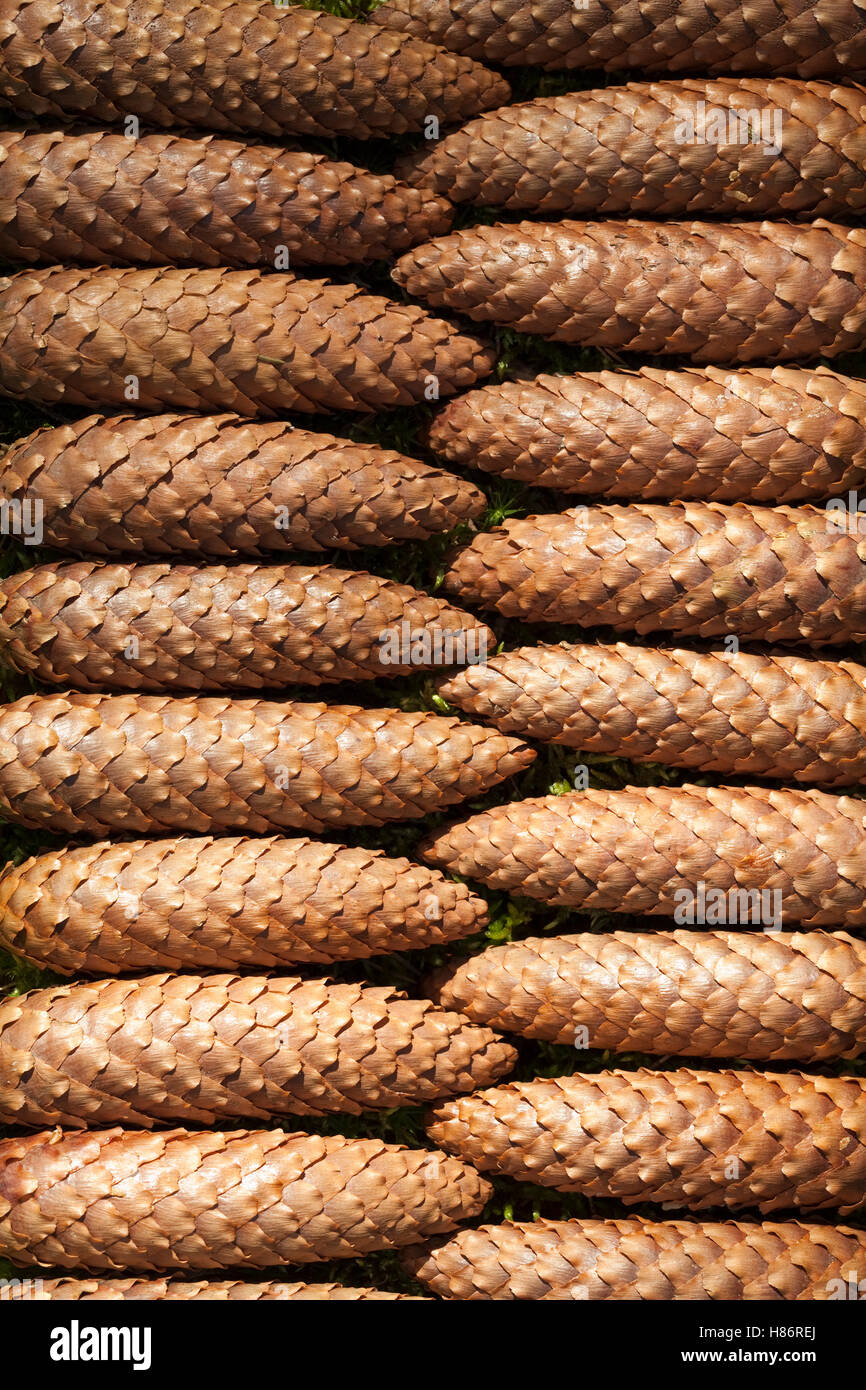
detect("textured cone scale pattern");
top-left (404, 1217), bottom-right (866, 1300)
top-left (438, 641), bottom-right (866, 788)
top-left (0, 412), bottom-right (486, 557)
top-left (397, 81), bottom-right (866, 220)
top-left (0, 835), bottom-right (488, 976)
top-left (0, 972), bottom-right (517, 1127)
top-left (426, 1068), bottom-right (866, 1213)
top-left (0, 0), bottom-right (510, 137)
top-left (431, 929), bottom-right (866, 1062)
top-left (0, 266), bottom-right (495, 416)
top-left (0, 559), bottom-right (495, 692)
top-left (374, 0), bottom-right (866, 78)
top-left (443, 502), bottom-right (866, 646)
top-left (393, 219), bottom-right (866, 363)
top-left (0, 130), bottom-right (454, 269)
top-left (0, 692), bottom-right (534, 837)
top-left (428, 366), bottom-right (866, 505)
top-left (421, 784), bottom-right (866, 928)
top-left (1, 1279), bottom-right (422, 1300)
top-left (0, 1126), bottom-right (491, 1270)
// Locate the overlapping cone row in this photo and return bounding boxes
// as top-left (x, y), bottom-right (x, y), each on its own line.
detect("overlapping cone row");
top-left (0, 972), bottom-right (517, 1127)
top-left (426, 1068), bottom-right (866, 1213)
top-left (430, 929), bottom-right (866, 1062)
top-left (0, 412), bottom-right (486, 557)
top-left (393, 219), bottom-right (866, 362)
top-left (429, 366), bottom-right (866, 504)
top-left (421, 784), bottom-right (866, 928)
top-left (374, 0), bottom-right (866, 78)
top-left (0, 692), bottom-right (534, 837)
top-left (438, 641), bottom-right (866, 787)
top-left (397, 80), bottom-right (866, 219)
top-left (0, 266), bottom-right (495, 415)
top-left (0, 1126), bottom-right (491, 1270)
top-left (404, 1217), bottom-right (866, 1300)
top-left (1, 1279), bottom-right (422, 1300)
top-left (0, 559), bottom-right (495, 692)
top-left (0, 0), bottom-right (510, 137)
top-left (0, 834), bottom-right (488, 976)
top-left (0, 130), bottom-right (454, 269)
top-left (442, 503), bottom-right (866, 646)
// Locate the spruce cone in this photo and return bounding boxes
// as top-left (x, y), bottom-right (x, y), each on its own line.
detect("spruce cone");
top-left (426, 1068), bottom-right (866, 1213)
top-left (374, 0), bottom-right (866, 79)
top-left (0, 559), bottom-right (495, 692)
top-left (442, 503), bottom-right (866, 647)
top-left (431, 929), bottom-right (866, 1062)
top-left (0, 266), bottom-right (495, 416)
top-left (0, 130), bottom-right (454, 269)
top-left (0, 834), bottom-right (488, 977)
top-left (428, 366), bottom-right (866, 505)
top-left (1, 1279), bottom-right (422, 1300)
top-left (0, 412), bottom-right (486, 557)
top-left (393, 219), bottom-right (866, 363)
top-left (397, 81), bottom-right (866, 221)
top-left (404, 1216), bottom-right (866, 1300)
top-left (0, 692), bottom-right (534, 837)
top-left (420, 784), bottom-right (866, 928)
top-left (0, 0), bottom-right (510, 137)
top-left (437, 641), bottom-right (866, 787)
top-left (0, 1127), bottom-right (491, 1270)
top-left (0, 972), bottom-right (517, 1128)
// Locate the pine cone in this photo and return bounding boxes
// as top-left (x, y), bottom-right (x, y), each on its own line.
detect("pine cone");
top-left (0, 412), bottom-right (486, 557)
top-left (0, 692), bottom-right (534, 837)
top-left (0, 0), bottom-right (510, 137)
top-left (430, 929), bottom-right (866, 1062)
top-left (2, 1278), bottom-right (423, 1300)
top-left (397, 81), bottom-right (866, 220)
top-left (0, 972), bottom-right (517, 1127)
top-left (0, 266), bottom-right (495, 415)
top-left (373, 0), bottom-right (866, 78)
top-left (437, 641), bottom-right (866, 787)
top-left (0, 1126), bottom-right (491, 1270)
top-left (404, 1216), bottom-right (866, 1300)
top-left (428, 366), bottom-right (866, 505)
top-left (392, 219), bottom-right (866, 363)
top-left (421, 784), bottom-right (866, 928)
top-left (442, 503), bottom-right (866, 646)
top-left (0, 129), bottom-right (453, 269)
top-left (0, 559), bottom-right (495, 692)
top-left (426, 1068), bottom-right (866, 1213)
top-left (0, 834), bottom-right (488, 977)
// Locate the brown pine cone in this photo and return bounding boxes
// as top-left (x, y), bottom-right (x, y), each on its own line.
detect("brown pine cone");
top-left (0, 834), bottom-right (488, 977)
top-left (0, 1126), bottom-right (491, 1270)
top-left (426, 1068), bottom-right (866, 1213)
top-left (0, 129), bottom-right (453, 269)
top-left (397, 81), bottom-right (866, 220)
top-left (0, 972), bottom-right (517, 1128)
top-left (1, 1278), bottom-right (423, 1300)
top-left (0, 0), bottom-right (510, 137)
top-left (0, 692), bottom-right (534, 837)
top-left (404, 1216), bottom-right (866, 1300)
top-left (392, 219), bottom-right (866, 363)
top-left (428, 366), bottom-right (866, 504)
top-left (442, 503), bottom-right (866, 646)
top-left (0, 266), bottom-right (495, 415)
top-left (437, 641), bottom-right (866, 787)
top-left (420, 784), bottom-right (866, 928)
top-left (430, 929), bottom-right (866, 1062)
top-left (0, 559), bottom-right (495, 692)
top-left (373, 0), bottom-right (866, 78)
top-left (0, 412), bottom-right (486, 557)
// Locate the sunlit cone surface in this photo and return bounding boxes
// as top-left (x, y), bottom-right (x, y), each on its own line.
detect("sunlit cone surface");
top-left (1, 1279), bottom-right (424, 1300)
